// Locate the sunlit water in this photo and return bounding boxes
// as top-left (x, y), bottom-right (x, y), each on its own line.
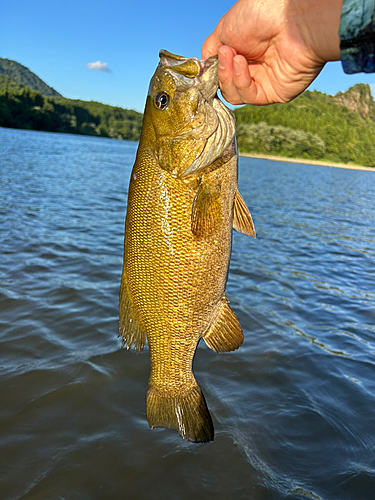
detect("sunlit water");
top-left (1, 127), bottom-right (375, 500)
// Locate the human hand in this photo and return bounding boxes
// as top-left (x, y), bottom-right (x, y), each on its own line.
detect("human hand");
top-left (202, 0), bottom-right (342, 105)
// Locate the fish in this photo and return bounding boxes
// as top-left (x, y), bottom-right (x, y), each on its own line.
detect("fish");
top-left (119, 50), bottom-right (255, 443)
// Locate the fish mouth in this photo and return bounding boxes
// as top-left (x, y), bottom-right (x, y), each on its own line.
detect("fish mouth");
top-left (159, 49), bottom-right (218, 79)
top-left (159, 50), bottom-right (219, 101)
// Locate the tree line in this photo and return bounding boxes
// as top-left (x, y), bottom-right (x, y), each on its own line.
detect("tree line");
top-left (1, 79), bottom-right (375, 167)
top-left (0, 86), bottom-right (143, 141)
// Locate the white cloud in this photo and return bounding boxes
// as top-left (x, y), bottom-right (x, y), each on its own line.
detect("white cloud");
top-left (87, 61), bottom-right (111, 72)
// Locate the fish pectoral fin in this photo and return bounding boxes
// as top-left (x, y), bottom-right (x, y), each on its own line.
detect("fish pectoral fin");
top-left (191, 181), bottom-right (222, 238)
top-left (233, 189), bottom-right (256, 238)
top-left (203, 296), bottom-right (244, 353)
top-left (146, 384), bottom-right (214, 443)
top-left (119, 280), bottom-right (146, 354)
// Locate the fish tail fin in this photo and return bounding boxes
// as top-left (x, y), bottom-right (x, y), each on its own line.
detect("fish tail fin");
top-left (146, 384), bottom-right (214, 443)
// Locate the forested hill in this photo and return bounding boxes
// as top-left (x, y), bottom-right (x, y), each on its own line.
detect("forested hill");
top-left (0, 58), bottom-right (61, 97)
top-left (0, 58), bottom-right (143, 141)
top-left (0, 73), bottom-right (26, 93)
top-left (0, 88), bottom-right (143, 141)
top-left (234, 84), bottom-right (375, 167)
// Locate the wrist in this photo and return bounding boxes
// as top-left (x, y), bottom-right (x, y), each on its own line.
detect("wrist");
top-left (289, 0), bottom-right (343, 63)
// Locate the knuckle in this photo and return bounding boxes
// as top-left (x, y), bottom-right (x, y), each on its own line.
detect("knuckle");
top-left (221, 89), bottom-right (242, 105)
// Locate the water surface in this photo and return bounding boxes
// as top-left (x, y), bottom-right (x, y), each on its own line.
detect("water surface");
top-left (1, 128), bottom-right (375, 500)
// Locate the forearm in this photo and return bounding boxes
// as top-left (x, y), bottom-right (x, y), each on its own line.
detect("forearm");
top-left (288, 0), bottom-right (343, 63)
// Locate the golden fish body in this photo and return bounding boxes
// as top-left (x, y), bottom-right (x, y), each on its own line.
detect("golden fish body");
top-left (120, 51), bottom-right (255, 443)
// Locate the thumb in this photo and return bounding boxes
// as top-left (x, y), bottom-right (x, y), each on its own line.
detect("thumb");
top-left (201, 17), bottom-right (225, 60)
top-left (202, 32), bottom-right (221, 59)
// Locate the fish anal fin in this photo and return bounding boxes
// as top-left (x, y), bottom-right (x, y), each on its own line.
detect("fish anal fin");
top-left (203, 297), bottom-right (244, 353)
top-left (146, 384), bottom-right (214, 443)
top-left (191, 181), bottom-right (222, 238)
top-left (233, 189), bottom-right (256, 238)
top-left (119, 280), bottom-right (146, 354)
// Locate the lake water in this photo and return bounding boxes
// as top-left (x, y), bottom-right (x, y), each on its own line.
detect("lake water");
top-left (1, 127), bottom-right (375, 500)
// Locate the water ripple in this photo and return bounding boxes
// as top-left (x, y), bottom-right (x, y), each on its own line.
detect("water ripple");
top-left (1, 130), bottom-right (375, 499)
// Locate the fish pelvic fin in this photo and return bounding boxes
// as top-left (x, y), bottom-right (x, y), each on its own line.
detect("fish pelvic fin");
top-left (233, 189), bottom-right (256, 238)
top-left (203, 296), bottom-right (244, 353)
top-left (119, 280), bottom-right (146, 354)
top-left (191, 179), bottom-right (222, 238)
top-left (146, 384), bottom-right (214, 443)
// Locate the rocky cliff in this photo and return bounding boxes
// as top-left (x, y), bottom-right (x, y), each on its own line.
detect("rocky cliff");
top-left (334, 84), bottom-right (375, 121)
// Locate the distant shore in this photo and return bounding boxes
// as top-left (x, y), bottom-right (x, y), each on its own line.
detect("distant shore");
top-left (239, 152), bottom-right (375, 172)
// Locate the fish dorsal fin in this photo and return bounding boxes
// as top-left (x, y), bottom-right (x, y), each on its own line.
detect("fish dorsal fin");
top-left (119, 279), bottom-right (146, 353)
top-left (203, 296), bottom-right (244, 353)
top-left (233, 189), bottom-right (256, 237)
top-left (191, 179), bottom-right (222, 238)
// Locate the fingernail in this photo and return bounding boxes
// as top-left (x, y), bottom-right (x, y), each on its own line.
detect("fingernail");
top-left (233, 58), bottom-right (241, 76)
top-left (218, 47), bottom-right (226, 69)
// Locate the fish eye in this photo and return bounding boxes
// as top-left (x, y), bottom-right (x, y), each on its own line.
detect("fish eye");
top-left (154, 92), bottom-right (169, 110)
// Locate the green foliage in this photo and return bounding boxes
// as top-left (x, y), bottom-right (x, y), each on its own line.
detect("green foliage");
top-left (0, 58), bottom-right (61, 97)
top-left (0, 87), bottom-right (143, 141)
top-left (237, 122), bottom-right (325, 159)
top-left (234, 87), bottom-right (375, 167)
top-left (0, 73), bottom-right (27, 93)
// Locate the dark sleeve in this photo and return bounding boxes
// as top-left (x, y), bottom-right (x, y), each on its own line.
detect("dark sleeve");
top-left (339, 0), bottom-right (375, 73)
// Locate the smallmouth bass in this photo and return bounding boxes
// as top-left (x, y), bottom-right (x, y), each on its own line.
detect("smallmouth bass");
top-left (119, 50), bottom-right (255, 443)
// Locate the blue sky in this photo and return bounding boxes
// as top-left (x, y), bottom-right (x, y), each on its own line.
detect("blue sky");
top-left (2, 0), bottom-right (375, 113)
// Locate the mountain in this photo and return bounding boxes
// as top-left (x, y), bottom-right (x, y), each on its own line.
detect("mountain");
top-left (234, 84), bottom-right (375, 167)
top-left (0, 58), bottom-right (61, 97)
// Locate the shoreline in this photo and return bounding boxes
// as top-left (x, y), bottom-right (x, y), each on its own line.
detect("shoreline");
top-left (239, 152), bottom-right (375, 172)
